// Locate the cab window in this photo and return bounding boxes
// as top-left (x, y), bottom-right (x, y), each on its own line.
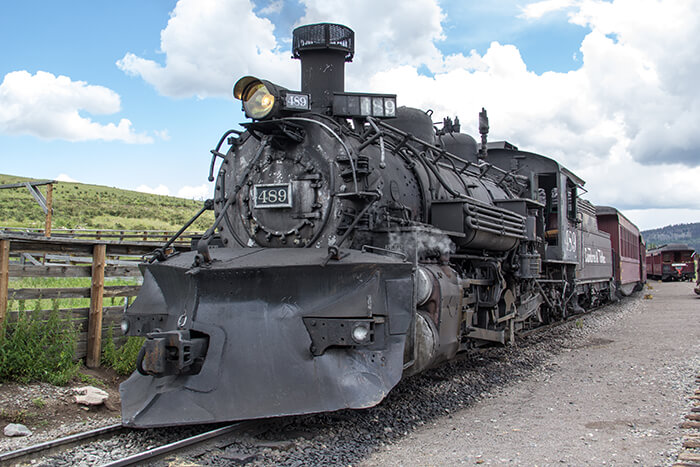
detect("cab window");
top-left (566, 179), bottom-right (577, 222)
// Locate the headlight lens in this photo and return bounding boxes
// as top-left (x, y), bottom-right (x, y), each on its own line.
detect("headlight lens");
top-left (415, 267), bottom-right (433, 306)
top-left (242, 82), bottom-right (275, 119)
top-left (352, 323), bottom-right (370, 343)
top-left (120, 318), bottom-right (130, 335)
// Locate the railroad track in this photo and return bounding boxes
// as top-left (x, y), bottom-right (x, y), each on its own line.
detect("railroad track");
top-left (0, 424), bottom-right (123, 466)
top-left (0, 422), bottom-right (253, 466)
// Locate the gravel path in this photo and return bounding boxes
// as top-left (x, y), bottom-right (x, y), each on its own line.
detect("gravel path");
top-left (363, 281), bottom-right (699, 466)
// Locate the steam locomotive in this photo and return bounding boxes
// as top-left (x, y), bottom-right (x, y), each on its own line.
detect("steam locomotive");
top-left (119, 23), bottom-right (644, 428)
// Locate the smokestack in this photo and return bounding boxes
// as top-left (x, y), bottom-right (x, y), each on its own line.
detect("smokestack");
top-left (292, 23), bottom-right (354, 112)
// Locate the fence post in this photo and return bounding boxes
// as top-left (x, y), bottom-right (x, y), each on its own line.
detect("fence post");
top-left (0, 239), bottom-right (9, 325)
top-left (44, 183), bottom-right (53, 238)
top-left (86, 243), bottom-right (106, 368)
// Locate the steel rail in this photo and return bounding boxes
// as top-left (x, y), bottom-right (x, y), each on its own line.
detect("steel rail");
top-left (0, 422), bottom-right (248, 467)
top-left (102, 423), bottom-right (245, 467)
top-left (0, 423), bottom-right (124, 464)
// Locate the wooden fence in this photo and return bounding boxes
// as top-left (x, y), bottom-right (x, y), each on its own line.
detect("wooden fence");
top-left (1, 227), bottom-right (201, 245)
top-left (0, 231), bottom-right (194, 367)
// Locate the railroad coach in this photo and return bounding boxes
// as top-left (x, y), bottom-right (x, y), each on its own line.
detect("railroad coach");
top-left (646, 243), bottom-right (695, 281)
top-left (596, 206), bottom-right (645, 295)
top-left (694, 252), bottom-right (700, 295)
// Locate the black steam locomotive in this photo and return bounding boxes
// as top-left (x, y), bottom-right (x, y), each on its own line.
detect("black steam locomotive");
top-left (120, 23), bottom-right (642, 427)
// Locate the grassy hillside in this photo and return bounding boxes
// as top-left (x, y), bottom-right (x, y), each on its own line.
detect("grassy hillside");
top-left (642, 222), bottom-right (700, 253)
top-left (0, 174), bottom-right (214, 231)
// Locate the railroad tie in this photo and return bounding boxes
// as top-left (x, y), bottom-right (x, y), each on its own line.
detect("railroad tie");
top-left (677, 452), bottom-right (700, 463)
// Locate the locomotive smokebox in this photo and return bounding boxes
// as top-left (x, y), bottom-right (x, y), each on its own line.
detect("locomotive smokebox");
top-left (293, 23), bottom-right (354, 111)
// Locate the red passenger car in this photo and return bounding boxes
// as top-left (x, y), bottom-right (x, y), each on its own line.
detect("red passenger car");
top-left (646, 244), bottom-right (695, 281)
top-left (596, 206), bottom-right (645, 295)
top-left (694, 252), bottom-right (700, 295)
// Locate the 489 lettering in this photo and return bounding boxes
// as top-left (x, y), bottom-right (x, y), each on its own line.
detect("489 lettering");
top-left (253, 183), bottom-right (293, 208)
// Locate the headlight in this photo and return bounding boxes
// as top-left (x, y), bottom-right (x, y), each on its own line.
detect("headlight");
top-left (415, 267), bottom-right (433, 306)
top-left (242, 82), bottom-right (275, 120)
top-left (233, 76), bottom-right (310, 120)
top-left (352, 323), bottom-right (371, 344)
top-left (234, 76), bottom-right (281, 120)
top-left (120, 318), bottom-right (130, 335)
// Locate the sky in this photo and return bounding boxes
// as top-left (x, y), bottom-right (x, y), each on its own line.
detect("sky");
top-left (1, 0), bottom-right (699, 231)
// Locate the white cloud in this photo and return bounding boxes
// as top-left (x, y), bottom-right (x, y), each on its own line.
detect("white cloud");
top-left (134, 183), bottom-right (211, 200)
top-left (177, 183), bottom-right (211, 200)
top-left (298, 0), bottom-right (446, 85)
top-left (258, 0), bottom-right (283, 15)
top-left (623, 208), bottom-right (700, 232)
top-left (569, 0), bottom-right (700, 166)
top-left (0, 70), bottom-right (152, 143)
top-left (154, 129), bottom-right (171, 141)
top-left (576, 145), bottom-right (700, 214)
top-left (135, 184), bottom-right (171, 196)
top-left (519, 0), bottom-right (579, 19)
top-left (116, 0), bottom-right (447, 98)
top-left (116, 0), bottom-right (297, 98)
top-left (55, 173), bottom-right (79, 183)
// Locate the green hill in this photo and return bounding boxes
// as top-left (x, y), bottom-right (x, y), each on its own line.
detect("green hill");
top-left (642, 222), bottom-right (700, 253)
top-left (0, 174), bottom-right (214, 231)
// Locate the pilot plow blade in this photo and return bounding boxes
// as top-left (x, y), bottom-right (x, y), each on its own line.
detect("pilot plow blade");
top-left (120, 248), bottom-right (414, 427)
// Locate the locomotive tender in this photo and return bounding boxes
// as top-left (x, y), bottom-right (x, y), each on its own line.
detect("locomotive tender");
top-left (120, 23), bottom-right (644, 427)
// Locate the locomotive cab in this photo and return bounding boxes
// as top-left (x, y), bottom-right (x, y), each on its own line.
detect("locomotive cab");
top-left (485, 144), bottom-right (584, 263)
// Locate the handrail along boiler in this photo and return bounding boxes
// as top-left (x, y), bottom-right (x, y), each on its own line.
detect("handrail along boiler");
top-left (119, 23), bottom-right (645, 427)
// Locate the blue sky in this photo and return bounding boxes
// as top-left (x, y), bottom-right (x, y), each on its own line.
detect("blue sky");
top-left (1, 0), bottom-right (700, 230)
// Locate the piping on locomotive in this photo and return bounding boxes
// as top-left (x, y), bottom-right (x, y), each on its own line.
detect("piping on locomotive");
top-left (119, 23), bottom-right (644, 428)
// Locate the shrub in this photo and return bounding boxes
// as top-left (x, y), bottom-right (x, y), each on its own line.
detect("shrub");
top-left (0, 305), bottom-right (79, 385)
top-left (101, 326), bottom-right (144, 375)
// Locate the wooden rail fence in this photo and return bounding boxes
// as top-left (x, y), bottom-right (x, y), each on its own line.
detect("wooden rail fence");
top-left (0, 231), bottom-right (194, 368)
top-left (1, 227), bottom-right (201, 245)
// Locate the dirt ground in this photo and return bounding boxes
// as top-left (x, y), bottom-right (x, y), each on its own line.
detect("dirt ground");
top-left (363, 280), bottom-right (700, 466)
top-left (0, 365), bottom-right (124, 451)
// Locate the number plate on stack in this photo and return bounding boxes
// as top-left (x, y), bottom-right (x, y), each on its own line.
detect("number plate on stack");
top-left (253, 183), bottom-right (292, 208)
